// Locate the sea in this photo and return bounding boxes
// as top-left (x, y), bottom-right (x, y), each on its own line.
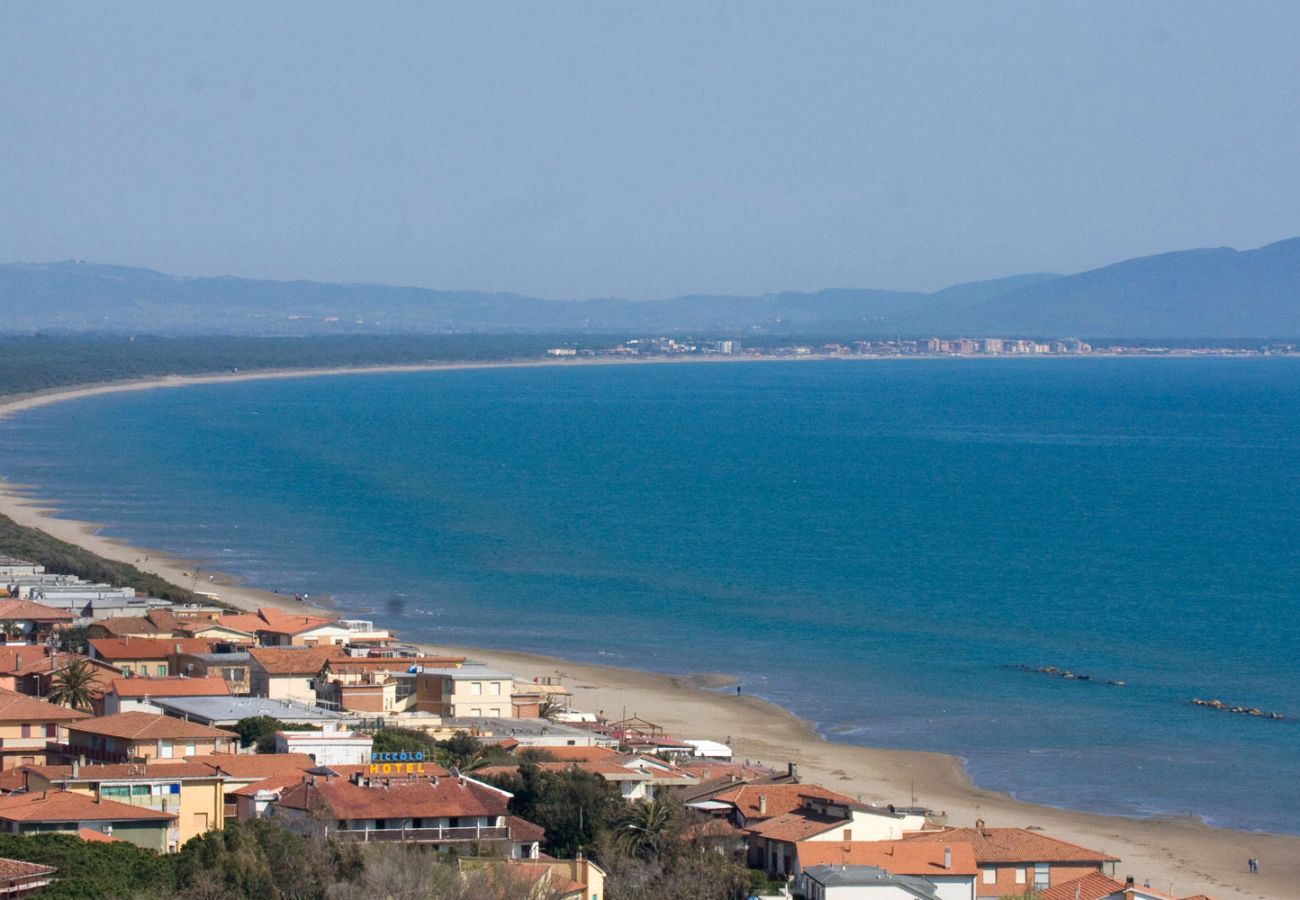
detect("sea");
top-left (1, 358), bottom-right (1297, 833)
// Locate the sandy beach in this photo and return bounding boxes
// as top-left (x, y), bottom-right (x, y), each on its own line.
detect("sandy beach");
top-left (0, 366), bottom-right (1296, 900)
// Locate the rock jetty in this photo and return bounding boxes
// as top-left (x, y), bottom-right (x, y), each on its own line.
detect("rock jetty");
top-left (1190, 698), bottom-right (1285, 720)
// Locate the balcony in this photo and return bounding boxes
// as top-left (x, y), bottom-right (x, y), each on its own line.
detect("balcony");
top-left (333, 825), bottom-right (510, 844)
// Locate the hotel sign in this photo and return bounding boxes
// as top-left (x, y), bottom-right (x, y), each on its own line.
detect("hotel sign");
top-left (369, 750), bottom-right (427, 774)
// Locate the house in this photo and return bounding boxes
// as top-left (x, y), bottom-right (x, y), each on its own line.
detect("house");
top-left (710, 782), bottom-right (859, 828)
top-left (793, 841), bottom-right (978, 900)
top-left (800, 864), bottom-right (945, 900)
top-left (171, 649), bottom-right (251, 695)
top-left (0, 557), bottom-right (44, 579)
top-left (414, 665), bottom-right (516, 717)
top-left (903, 824), bottom-right (1120, 898)
top-left (0, 789), bottom-right (175, 852)
top-left (254, 608), bottom-right (390, 648)
top-left (317, 655), bottom-right (464, 714)
top-left (185, 752), bottom-right (317, 820)
top-left (151, 695), bottom-right (357, 730)
top-left (0, 856), bottom-right (57, 895)
top-left (0, 689), bottom-right (90, 770)
top-left (0, 598), bottom-right (74, 640)
top-left (459, 859), bottom-right (603, 900)
top-left (273, 728), bottom-right (373, 766)
top-left (61, 711), bottom-right (236, 763)
top-left (247, 646), bottom-right (342, 701)
top-left (270, 770), bottom-right (544, 858)
top-left (88, 638), bottom-right (215, 677)
top-left (103, 676), bottom-right (231, 715)
top-left (24, 760), bottom-right (225, 850)
top-left (1040, 872), bottom-right (1214, 900)
top-left (0, 649), bottom-right (119, 707)
top-left (744, 793), bottom-right (929, 879)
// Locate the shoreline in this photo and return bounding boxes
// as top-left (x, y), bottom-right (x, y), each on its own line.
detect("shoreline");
top-left (0, 362), bottom-right (1296, 898)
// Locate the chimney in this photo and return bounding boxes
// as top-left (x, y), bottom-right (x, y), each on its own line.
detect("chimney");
top-left (72, 759), bottom-right (80, 777)
top-left (788, 761), bottom-right (798, 780)
top-left (758, 795), bottom-right (767, 815)
top-left (14, 653), bottom-right (20, 669)
top-left (1125, 876), bottom-right (1135, 887)
top-left (943, 847), bottom-right (951, 869)
top-left (174, 643), bottom-right (182, 655)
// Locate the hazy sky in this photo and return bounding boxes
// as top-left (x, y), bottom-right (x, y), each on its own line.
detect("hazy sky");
top-left (2, 3), bottom-right (1299, 299)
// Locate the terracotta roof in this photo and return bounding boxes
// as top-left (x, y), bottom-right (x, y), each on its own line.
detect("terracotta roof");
top-left (0, 686), bottom-right (91, 721)
top-left (0, 649), bottom-right (116, 681)
top-left (230, 769), bottom-right (311, 797)
top-left (328, 762), bottom-right (452, 780)
top-left (256, 607), bottom-right (335, 635)
top-left (323, 656), bottom-right (464, 673)
top-left (110, 676), bottom-right (231, 698)
top-left (277, 777), bottom-right (510, 820)
top-left (77, 827), bottom-right (120, 843)
top-left (91, 616), bottom-right (163, 637)
top-left (0, 789), bottom-right (175, 822)
top-left (1038, 872), bottom-right (1129, 900)
top-left (712, 783), bottom-right (860, 822)
top-left (187, 753), bottom-right (317, 779)
top-left (90, 637), bottom-right (214, 661)
top-left (795, 840), bottom-right (979, 876)
top-left (248, 646), bottom-right (343, 675)
top-left (525, 745), bottom-right (620, 763)
top-left (0, 599), bottom-right (74, 623)
top-left (217, 613), bottom-right (266, 633)
top-left (0, 769), bottom-right (29, 794)
top-left (743, 810), bottom-right (845, 842)
top-left (0, 856), bottom-right (57, 878)
top-left (145, 609), bottom-right (179, 632)
top-left (67, 711), bottom-right (234, 741)
top-left (29, 762), bottom-right (218, 783)
top-left (506, 816), bottom-right (546, 843)
top-left (904, 827), bottom-right (1120, 864)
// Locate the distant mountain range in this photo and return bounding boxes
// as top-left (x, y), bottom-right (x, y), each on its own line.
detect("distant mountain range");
top-left (2, 237), bottom-right (1298, 338)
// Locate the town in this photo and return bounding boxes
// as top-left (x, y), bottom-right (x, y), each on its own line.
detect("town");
top-left (0, 553), bottom-right (1215, 899)
top-left (547, 337), bottom-right (1297, 360)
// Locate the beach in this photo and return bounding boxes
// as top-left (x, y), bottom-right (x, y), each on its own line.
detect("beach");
top-left (1, 366), bottom-right (1297, 900)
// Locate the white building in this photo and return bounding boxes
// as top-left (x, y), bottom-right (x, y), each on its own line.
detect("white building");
top-left (274, 728), bottom-right (373, 766)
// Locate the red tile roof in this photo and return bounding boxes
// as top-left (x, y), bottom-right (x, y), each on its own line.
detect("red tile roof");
top-left (248, 646), bottom-right (343, 675)
top-left (1039, 872), bottom-right (1128, 900)
top-left (0, 686), bottom-right (90, 722)
top-left (0, 599), bottom-right (74, 623)
top-left (795, 840), bottom-right (979, 876)
top-left (90, 637), bottom-right (214, 661)
top-left (217, 613), bottom-right (266, 634)
top-left (67, 711), bottom-right (234, 742)
top-left (90, 616), bottom-right (163, 637)
top-left (0, 856), bottom-right (57, 878)
top-left (0, 789), bottom-right (175, 822)
top-left (29, 762), bottom-right (218, 783)
top-left (743, 810), bottom-right (845, 842)
top-left (76, 827), bottom-right (120, 843)
top-left (256, 607), bottom-right (334, 635)
top-left (230, 769), bottom-right (311, 798)
top-left (187, 753), bottom-right (317, 779)
top-left (711, 783), bottom-right (860, 822)
top-left (110, 676), bottom-right (231, 698)
top-left (277, 776), bottom-right (510, 820)
top-left (904, 827), bottom-right (1120, 864)
top-left (527, 745), bottom-right (620, 763)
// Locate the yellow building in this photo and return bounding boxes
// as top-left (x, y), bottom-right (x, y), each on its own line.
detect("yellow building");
top-left (0, 688), bottom-right (89, 770)
top-left (22, 761), bottom-right (223, 850)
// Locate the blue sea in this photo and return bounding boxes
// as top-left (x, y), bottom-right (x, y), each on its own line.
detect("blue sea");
top-left (2, 359), bottom-right (1298, 833)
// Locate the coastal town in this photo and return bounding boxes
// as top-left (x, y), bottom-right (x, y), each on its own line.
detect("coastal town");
top-left (0, 553), bottom-right (1221, 899)
top-left (546, 337), bottom-right (1298, 360)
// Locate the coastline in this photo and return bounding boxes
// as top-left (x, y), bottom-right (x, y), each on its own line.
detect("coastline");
top-left (0, 364), bottom-right (1296, 899)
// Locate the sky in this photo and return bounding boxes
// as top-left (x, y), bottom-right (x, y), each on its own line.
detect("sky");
top-left (2, 2), bottom-right (1299, 300)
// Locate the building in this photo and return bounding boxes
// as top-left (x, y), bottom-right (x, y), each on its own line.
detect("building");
top-left (61, 711), bottom-right (236, 763)
top-left (0, 649), bottom-right (118, 707)
top-left (253, 608), bottom-right (390, 648)
top-left (0, 558), bottom-right (44, 580)
top-left (270, 770), bottom-right (544, 858)
top-left (24, 760), bottom-right (225, 849)
top-left (414, 666), bottom-right (516, 717)
top-left (441, 717), bottom-right (617, 749)
top-left (185, 752), bottom-right (317, 821)
top-left (171, 649), bottom-right (251, 695)
top-left (800, 864), bottom-right (945, 900)
top-left (903, 824), bottom-right (1120, 898)
top-left (0, 789), bottom-right (175, 852)
top-left (710, 782), bottom-right (860, 828)
top-left (0, 856), bottom-right (57, 895)
top-left (88, 638), bottom-right (215, 677)
top-left (1039, 872), bottom-right (1210, 900)
top-left (151, 695), bottom-right (357, 730)
top-left (247, 646), bottom-right (343, 701)
top-left (744, 793), bottom-right (929, 879)
top-left (317, 655), bottom-right (464, 714)
top-left (0, 599), bottom-right (75, 640)
top-left (793, 841), bottom-right (978, 900)
top-left (273, 728), bottom-right (373, 766)
top-left (104, 676), bottom-right (231, 715)
top-left (0, 689), bottom-right (90, 770)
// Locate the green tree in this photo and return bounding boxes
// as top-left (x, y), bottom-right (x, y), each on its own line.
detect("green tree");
top-left (480, 763), bottom-right (622, 857)
top-left (616, 796), bottom-right (682, 859)
top-left (47, 659), bottom-right (99, 711)
top-left (0, 832), bottom-right (176, 899)
top-left (370, 726), bottom-right (436, 757)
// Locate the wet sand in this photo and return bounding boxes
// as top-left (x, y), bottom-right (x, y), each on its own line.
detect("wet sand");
top-left (0, 367), bottom-right (1295, 900)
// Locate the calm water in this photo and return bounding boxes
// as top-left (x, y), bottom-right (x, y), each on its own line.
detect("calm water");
top-left (2, 359), bottom-right (1298, 832)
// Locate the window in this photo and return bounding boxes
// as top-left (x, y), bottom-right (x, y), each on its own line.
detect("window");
top-left (160, 739), bottom-right (174, 759)
top-left (490, 681), bottom-right (501, 695)
top-left (20, 724), bottom-right (31, 738)
top-left (121, 664), bottom-right (132, 675)
top-left (982, 867), bottom-right (996, 885)
top-left (1033, 863), bottom-right (1050, 889)
top-left (186, 743), bottom-right (196, 756)
top-left (45, 724), bottom-right (56, 738)
top-left (471, 708), bottom-right (482, 717)
top-left (1015, 867), bottom-right (1026, 884)
top-left (157, 664), bottom-right (167, 676)
top-left (470, 682), bottom-right (482, 695)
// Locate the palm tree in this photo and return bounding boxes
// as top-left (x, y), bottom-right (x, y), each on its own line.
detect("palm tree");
top-left (616, 796), bottom-right (679, 858)
top-left (47, 659), bottom-right (98, 711)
